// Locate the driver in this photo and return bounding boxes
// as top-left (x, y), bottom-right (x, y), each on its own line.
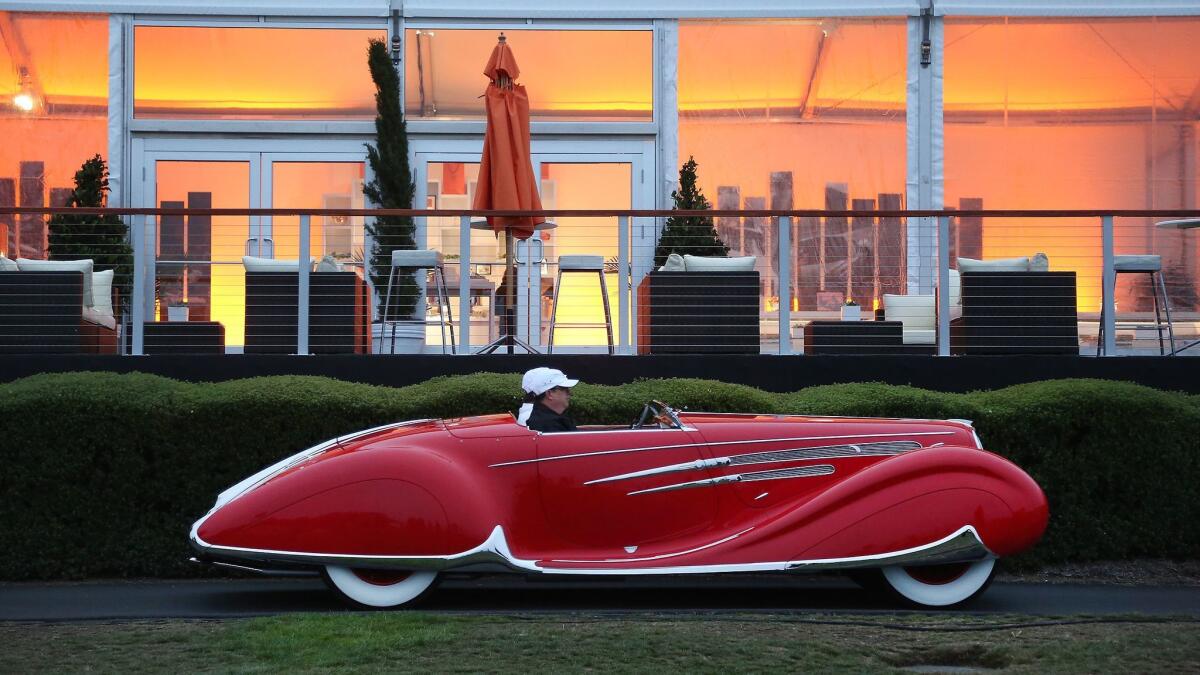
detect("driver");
top-left (517, 367), bottom-right (579, 433)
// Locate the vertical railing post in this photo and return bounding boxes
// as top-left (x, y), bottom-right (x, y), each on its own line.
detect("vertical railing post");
top-left (131, 214), bottom-right (145, 355)
top-left (937, 214), bottom-right (951, 356)
top-left (1101, 214), bottom-right (1116, 356)
top-left (458, 214), bottom-right (471, 353)
top-left (778, 216), bottom-right (792, 355)
top-left (297, 214), bottom-right (310, 355)
top-left (618, 215), bottom-right (630, 355)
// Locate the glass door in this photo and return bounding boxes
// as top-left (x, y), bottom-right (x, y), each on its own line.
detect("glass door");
top-left (137, 140), bottom-right (368, 351)
top-left (415, 139), bottom-right (653, 353)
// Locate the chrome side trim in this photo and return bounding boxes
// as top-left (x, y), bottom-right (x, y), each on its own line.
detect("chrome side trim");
top-left (490, 431), bottom-right (952, 468)
top-left (190, 557), bottom-right (319, 577)
top-left (627, 464), bottom-right (835, 496)
top-left (585, 440), bottom-right (919, 485)
top-left (192, 515), bottom-right (992, 576)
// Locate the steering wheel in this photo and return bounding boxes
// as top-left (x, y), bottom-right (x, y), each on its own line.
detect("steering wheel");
top-left (631, 401), bottom-right (677, 430)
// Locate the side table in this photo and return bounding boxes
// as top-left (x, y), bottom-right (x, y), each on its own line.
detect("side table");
top-left (802, 320), bottom-right (904, 355)
top-left (143, 321), bottom-right (225, 354)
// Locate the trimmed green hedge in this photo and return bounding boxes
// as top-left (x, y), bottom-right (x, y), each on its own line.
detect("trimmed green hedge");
top-left (1, 372), bottom-right (1197, 580)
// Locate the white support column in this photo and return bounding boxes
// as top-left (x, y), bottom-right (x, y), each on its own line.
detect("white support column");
top-left (937, 215), bottom-right (951, 357)
top-left (107, 15), bottom-right (129, 207)
top-left (297, 214), bottom-right (311, 355)
top-left (906, 5), bottom-right (944, 295)
top-left (618, 215), bottom-right (630, 354)
top-left (778, 216), bottom-right (792, 355)
top-left (131, 214), bottom-right (145, 355)
top-left (1102, 215), bottom-right (1117, 356)
top-left (458, 215), bottom-right (471, 353)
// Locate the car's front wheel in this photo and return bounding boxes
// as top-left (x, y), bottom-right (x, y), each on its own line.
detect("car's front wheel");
top-left (879, 558), bottom-right (996, 608)
top-left (321, 566), bottom-right (439, 609)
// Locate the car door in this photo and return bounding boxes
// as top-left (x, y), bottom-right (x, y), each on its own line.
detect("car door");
top-left (536, 427), bottom-right (717, 551)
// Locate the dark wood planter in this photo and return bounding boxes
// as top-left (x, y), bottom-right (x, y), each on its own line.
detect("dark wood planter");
top-left (637, 271), bottom-right (760, 354)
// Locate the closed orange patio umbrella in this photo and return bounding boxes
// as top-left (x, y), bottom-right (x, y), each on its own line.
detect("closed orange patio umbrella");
top-left (473, 33), bottom-right (545, 240)
top-left (473, 34), bottom-right (550, 354)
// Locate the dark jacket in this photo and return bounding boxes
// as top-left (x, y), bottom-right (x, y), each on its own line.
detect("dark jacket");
top-left (526, 401), bottom-right (578, 433)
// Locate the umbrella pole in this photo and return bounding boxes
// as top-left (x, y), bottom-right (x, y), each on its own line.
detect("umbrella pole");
top-left (504, 228), bottom-right (515, 355)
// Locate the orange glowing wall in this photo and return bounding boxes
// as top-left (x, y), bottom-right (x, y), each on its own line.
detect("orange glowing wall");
top-left (404, 29), bottom-right (652, 119)
top-left (134, 26), bottom-right (384, 119)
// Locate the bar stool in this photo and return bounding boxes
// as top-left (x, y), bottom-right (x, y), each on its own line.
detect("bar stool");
top-left (1097, 254), bottom-right (1174, 356)
top-left (385, 249), bottom-right (455, 354)
top-left (548, 255), bottom-right (613, 355)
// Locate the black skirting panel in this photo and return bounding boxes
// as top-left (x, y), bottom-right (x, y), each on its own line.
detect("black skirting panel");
top-left (3, 354), bottom-right (1200, 394)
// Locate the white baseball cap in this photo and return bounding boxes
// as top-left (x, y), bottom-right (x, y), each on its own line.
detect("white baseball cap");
top-left (521, 367), bottom-right (579, 396)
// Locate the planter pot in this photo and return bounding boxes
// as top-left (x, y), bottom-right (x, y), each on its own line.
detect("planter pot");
top-left (840, 305), bottom-right (861, 321)
top-left (372, 322), bottom-right (425, 354)
top-left (167, 306), bottom-right (190, 322)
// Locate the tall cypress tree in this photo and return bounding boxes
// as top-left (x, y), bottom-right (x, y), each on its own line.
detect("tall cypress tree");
top-left (47, 155), bottom-right (133, 307)
top-left (362, 38), bottom-right (418, 321)
top-left (653, 157), bottom-right (729, 268)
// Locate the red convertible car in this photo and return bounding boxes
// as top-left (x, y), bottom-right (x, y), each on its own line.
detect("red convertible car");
top-left (190, 402), bottom-right (1048, 609)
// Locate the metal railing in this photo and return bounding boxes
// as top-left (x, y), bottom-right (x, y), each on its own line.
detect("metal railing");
top-left (3, 205), bottom-right (1200, 357)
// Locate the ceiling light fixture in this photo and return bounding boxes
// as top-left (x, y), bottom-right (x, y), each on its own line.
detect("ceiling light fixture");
top-left (12, 92), bottom-right (34, 112)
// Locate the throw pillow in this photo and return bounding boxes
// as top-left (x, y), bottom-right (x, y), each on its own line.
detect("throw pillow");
top-left (682, 255), bottom-right (756, 272)
top-left (16, 258), bottom-right (95, 306)
top-left (92, 269), bottom-right (114, 318)
top-left (658, 253), bottom-right (686, 272)
top-left (1029, 252), bottom-right (1050, 272)
top-left (242, 256), bottom-right (314, 272)
top-left (0, 254), bottom-right (17, 271)
top-left (882, 293), bottom-right (936, 330)
top-left (956, 256), bottom-right (1030, 272)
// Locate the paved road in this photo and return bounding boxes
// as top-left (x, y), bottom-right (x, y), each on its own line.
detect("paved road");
top-left (4, 575), bottom-right (1200, 621)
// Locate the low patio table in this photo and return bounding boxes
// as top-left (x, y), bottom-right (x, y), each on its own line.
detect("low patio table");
top-left (1155, 218), bottom-right (1200, 354)
top-left (802, 320), bottom-right (903, 355)
top-left (143, 321), bottom-right (225, 355)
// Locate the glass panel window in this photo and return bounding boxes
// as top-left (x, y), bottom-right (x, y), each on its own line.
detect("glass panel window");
top-left (944, 17), bottom-right (1200, 315)
top-left (270, 162), bottom-right (366, 263)
top-left (134, 26), bottom-right (385, 120)
top-left (1, 12), bottom-right (108, 259)
top-left (679, 19), bottom-right (907, 313)
top-left (405, 29), bottom-right (652, 121)
top-left (154, 161), bottom-right (251, 347)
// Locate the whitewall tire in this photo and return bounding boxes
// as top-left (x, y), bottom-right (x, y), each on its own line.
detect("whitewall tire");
top-left (880, 558), bottom-right (997, 608)
top-left (322, 566), bottom-right (439, 609)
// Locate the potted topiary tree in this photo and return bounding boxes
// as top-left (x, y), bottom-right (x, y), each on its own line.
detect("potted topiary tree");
top-left (639, 158), bottom-right (758, 354)
top-left (653, 157), bottom-right (729, 267)
top-left (362, 37), bottom-right (422, 353)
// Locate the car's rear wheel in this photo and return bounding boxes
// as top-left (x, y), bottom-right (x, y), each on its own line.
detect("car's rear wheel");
top-left (880, 558), bottom-right (996, 608)
top-left (321, 566), bottom-right (439, 609)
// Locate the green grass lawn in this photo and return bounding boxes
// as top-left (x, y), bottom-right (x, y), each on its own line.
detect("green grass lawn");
top-left (3, 613), bottom-right (1198, 674)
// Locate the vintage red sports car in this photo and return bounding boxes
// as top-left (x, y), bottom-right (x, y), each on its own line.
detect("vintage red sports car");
top-left (190, 401), bottom-right (1048, 609)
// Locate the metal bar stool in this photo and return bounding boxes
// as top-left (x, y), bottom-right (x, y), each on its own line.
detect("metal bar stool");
top-left (385, 249), bottom-right (455, 354)
top-left (1097, 254), bottom-right (1174, 356)
top-left (548, 255), bottom-right (613, 355)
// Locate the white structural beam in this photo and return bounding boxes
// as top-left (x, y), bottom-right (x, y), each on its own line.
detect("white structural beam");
top-left (905, 4), bottom-right (943, 295)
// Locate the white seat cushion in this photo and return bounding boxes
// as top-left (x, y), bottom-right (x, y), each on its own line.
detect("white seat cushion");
top-left (17, 258), bottom-right (95, 306)
top-left (92, 269), bottom-right (114, 318)
top-left (1114, 254), bottom-right (1161, 272)
top-left (682, 255), bottom-right (757, 272)
top-left (82, 305), bottom-right (116, 330)
top-left (242, 256), bottom-right (314, 272)
top-left (559, 255), bottom-right (605, 271)
top-left (957, 256), bottom-right (1030, 272)
top-left (903, 328), bottom-right (936, 345)
top-left (947, 268), bottom-right (961, 307)
top-left (883, 293), bottom-right (936, 331)
top-left (391, 249), bottom-right (443, 268)
top-left (0, 254), bottom-right (17, 271)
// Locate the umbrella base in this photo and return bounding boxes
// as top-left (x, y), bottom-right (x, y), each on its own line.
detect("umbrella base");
top-left (475, 333), bottom-right (541, 355)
